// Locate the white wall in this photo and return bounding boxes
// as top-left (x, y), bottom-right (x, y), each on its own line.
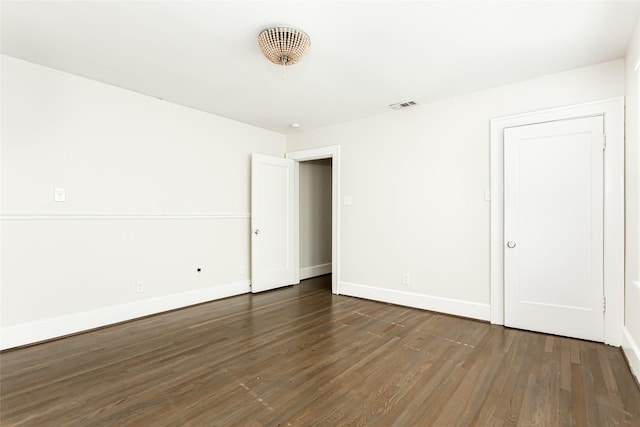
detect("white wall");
top-left (0, 53), bottom-right (630, 350)
top-left (623, 20), bottom-right (640, 382)
top-left (299, 159), bottom-right (332, 279)
top-left (287, 59), bottom-right (625, 321)
top-left (0, 55), bottom-right (285, 349)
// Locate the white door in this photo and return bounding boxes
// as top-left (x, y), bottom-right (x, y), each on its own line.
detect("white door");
top-left (251, 154), bottom-right (297, 293)
top-left (504, 116), bottom-right (604, 342)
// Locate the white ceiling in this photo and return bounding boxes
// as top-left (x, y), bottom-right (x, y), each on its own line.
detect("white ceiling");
top-left (2, 1), bottom-right (639, 134)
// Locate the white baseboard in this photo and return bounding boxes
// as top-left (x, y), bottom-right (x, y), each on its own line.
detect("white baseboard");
top-left (338, 281), bottom-right (491, 322)
top-left (622, 326), bottom-right (640, 384)
top-left (0, 280), bottom-right (250, 350)
top-left (300, 263), bottom-right (332, 280)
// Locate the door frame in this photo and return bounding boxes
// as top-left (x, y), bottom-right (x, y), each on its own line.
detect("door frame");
top-left (490, 98), bottom-right (624, 346)
top-left (286, 145), bottom-right (341, 294)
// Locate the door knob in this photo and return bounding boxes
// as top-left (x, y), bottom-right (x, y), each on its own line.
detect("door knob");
top-left (254, 229), bottom-right (261, 235)
top-left (507, 241), bottom-right (516, 248)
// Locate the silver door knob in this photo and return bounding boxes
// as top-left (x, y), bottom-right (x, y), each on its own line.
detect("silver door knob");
top-left (254, 229), bottom-right (261, 235)
top-left (507, 241), bottom-right (516, 248)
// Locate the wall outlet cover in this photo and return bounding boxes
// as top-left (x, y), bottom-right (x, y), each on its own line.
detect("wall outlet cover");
top-left (54, 188), bottom-right (66, 202)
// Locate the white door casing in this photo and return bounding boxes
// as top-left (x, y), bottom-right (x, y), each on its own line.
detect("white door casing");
top-left (490, 98), bottom-right (624, 346)
top-left (251, 154), bottom-right (297, 293)
top-left (286, 145), bottom-right (341, 295)
top-left (504, 116), bottom-right (604, 341)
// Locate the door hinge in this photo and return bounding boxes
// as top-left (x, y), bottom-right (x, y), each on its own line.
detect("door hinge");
top-left (603, 296), bottom-right (607, 313)
top-left (602, 134), bottom-right (606, 150)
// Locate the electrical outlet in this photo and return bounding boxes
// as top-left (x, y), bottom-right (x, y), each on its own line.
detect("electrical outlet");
top-left (402, 273), bottom-right (410, 285)
top-left (136, 280), bottom-right (144, 293)
top-left (54, 187), bottom-right (66, 202)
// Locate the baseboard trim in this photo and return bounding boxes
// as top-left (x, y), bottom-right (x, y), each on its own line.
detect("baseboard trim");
top-left (0, 280), bottom-right (250, 350)
top-left (622, 326), bottom-right (640, 384)
top-left (338, 281), bottom-right (491, 322)
top-left (300, 263), bottom-right (332, 280)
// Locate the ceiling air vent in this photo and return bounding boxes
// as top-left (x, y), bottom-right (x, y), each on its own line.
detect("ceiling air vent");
top-left (389, 101), bottom-right (418, 110)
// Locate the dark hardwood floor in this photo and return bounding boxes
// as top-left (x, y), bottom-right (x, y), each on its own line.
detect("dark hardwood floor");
top-left (1, 275), bottom-right (639, 426)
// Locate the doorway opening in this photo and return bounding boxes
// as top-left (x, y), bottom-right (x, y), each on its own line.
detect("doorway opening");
top-left (298, 158), bottom-right (332, 284)
top-left (287, 145), bottom-right (341, 294)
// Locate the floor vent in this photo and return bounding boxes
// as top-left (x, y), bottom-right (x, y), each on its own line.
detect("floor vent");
top-left (389, 101), bottom-right (418, 110)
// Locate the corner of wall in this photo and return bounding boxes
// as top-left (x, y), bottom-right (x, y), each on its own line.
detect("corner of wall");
top-left (624, 15), bottom-right (640, 383)
top-left (622, 320), bottom-right (640, 384)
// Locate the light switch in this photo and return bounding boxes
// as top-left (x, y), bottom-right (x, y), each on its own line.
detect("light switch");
top-left (484, 189), bottom-right (491, 201)
top-left (343, 196), bottom-right (352, 206)
top-left (54, 188), bottom-right (66, 202)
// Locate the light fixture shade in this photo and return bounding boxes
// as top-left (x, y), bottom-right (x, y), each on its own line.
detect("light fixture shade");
top-left (258, 26), bottom-right (310, 66)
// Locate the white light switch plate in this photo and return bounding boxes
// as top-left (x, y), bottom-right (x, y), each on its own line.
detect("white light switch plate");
top-left (54, 188), bottom-right (66, 202)
top-left (343, 196), bottom-right (352, 206)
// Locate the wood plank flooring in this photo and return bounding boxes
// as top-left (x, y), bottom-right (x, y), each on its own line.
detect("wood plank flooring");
top-left (1, 275), bottom-right (639, 426)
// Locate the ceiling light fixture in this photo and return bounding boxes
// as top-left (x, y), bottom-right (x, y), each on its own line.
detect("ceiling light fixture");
top-left (258, 26), bottom-right (311, 77)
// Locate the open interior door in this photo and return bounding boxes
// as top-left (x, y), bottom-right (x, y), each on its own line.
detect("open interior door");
top-left (251, 154), bottom-right (298, 293)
